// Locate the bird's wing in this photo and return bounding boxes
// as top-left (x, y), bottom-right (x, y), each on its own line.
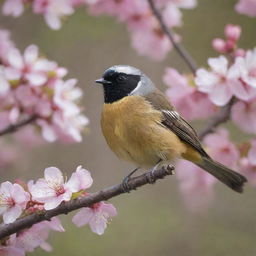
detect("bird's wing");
top-left (144, 90), bottom-right (208, 157)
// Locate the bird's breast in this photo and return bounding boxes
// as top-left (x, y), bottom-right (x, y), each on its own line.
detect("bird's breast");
top-left (101, 95), bottom-right (186, 167)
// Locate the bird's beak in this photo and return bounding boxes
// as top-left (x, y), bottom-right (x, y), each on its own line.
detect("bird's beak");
top-left (95, 78), bottom-right (111, 85)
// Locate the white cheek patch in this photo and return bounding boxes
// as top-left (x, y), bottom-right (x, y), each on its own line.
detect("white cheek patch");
top-left (112, 65), bottom-right (141, 75)
top-left (129, 80), bottom-right (143, 95)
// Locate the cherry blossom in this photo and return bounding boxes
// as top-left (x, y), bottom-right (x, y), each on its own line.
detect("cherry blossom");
top-left (30, 166), bottom-right (93, 210)
top-left (230, 48), bottom-right (256, 90)
top-left (0, 30), bottom-right (88, 143)
top-left (2, 0), bottom-right (24, 17)
top-left (5, 45), bottom-right (56, 87)
top-left (176, 160), bottom-right (216, 213)
top-left (195, 55), bottom-right (256, 106)
top-left (33, 0), bottom-right (74, 30)
top-left (164, 68), bottom-right (216, 120)
top-left (231, 99), bottom-right (256, 134)
top-left (0, 181), bottom-right (30, 224)
top-left (235, 0), bottom-right (256, 17)
top-left (0, 29), bottom-right (15, 63)
top-left (239, 140), bottom-right (256, 186)
top-left (72, 202), bottom-right (117, 235)
top-left (204, 128), bottom-right (240, 169)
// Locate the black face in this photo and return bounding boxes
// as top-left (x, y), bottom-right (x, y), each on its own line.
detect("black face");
top-left (96, 69), bottom-right (141, 103)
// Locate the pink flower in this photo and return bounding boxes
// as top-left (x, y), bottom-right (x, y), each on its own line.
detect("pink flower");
top-left (195, 55), bottom-right (256, 106)
top-left (231, 99), bottom-right (256, 134)
top-left (239, 157), bottom-right (256, 186)
top-left (13, 217), bottom-right (64, 253)
top-left (203, 128), bottom-right (240, 169)
top-left (176, 160), bottom-right (216, 213)
top-left (224, 24), bottom-right (241, 41)
top-left (30, 166), bottom-right (92, 210)
top-left (212, 38), bottom-right (226, 53)
top-left (5, 45), bottom-right (56, 86)
top-left (0, 29), bottom-right (15, 63)
top-left (2, 0), bottom-right (24, 17)
top-left (235, 0), bottom-right (256, 17)
top-left (195, 56), bottom-right (233, 106)
top-left (33, 0), bottom-right (74, 30)
top-left (229, 49), bottom-right (256, 90)
top-left (0, 67), bottom-right (10, 95)
top-left (68, 166), bottom-right (93, 191)
top-left (72, 202), bottom-right (117, 235)
top-left (53, 78), bottom-right (82, 116)
top-left (239, 140), bottom-right (256, 186)
top-left (164, 68), bottom-right (216, 120)
top-left (0, 181), bottom-right (30, 224)
top-left (130, 25), bottom-right (174, 61)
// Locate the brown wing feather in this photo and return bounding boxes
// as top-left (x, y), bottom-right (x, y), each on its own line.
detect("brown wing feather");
top-left (144, 90), bottom-right (209, 158)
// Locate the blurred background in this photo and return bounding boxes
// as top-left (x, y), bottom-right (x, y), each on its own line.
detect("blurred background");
top-left (1, 0), bottom-right (256, 255)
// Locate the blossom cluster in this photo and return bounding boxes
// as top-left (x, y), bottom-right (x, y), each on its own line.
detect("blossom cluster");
top-left (0, 166), bottom-right (117, 255)
top-left (0, 29), bottom-right (88, 143)
top-left (1, 0), bottom-right (197, 61)
top-left (164, 24), bottom-right (256, 212)
top-left (235, 0), bottom-right (256, 17)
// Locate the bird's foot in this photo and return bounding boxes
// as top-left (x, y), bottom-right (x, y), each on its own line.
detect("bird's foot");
top-left (121, 167), bottom-right (140, 193)
top-left (146, 163), bottom-right (175, 184)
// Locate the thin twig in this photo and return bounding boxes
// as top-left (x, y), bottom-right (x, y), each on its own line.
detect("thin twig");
top-left (0, 115), bottom-right (37, 137)
top-left (148, 0), bottom-right (198, 74)
top-left (198, 98), bottom-right (236, 140)
top-left (0, 165), bottom-right (174, 240)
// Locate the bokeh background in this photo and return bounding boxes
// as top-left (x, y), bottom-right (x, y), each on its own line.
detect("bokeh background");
top-left (1, 0), bottom-right (256, 255)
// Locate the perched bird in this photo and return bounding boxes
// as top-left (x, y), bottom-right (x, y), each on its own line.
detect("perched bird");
top-left (95, 65), bottom-right (247, 193)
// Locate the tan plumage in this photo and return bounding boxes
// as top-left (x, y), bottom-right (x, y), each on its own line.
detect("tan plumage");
top-left (101, 95), bottom-right (188, 168)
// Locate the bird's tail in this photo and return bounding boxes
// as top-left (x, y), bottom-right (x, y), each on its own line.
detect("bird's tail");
top-left (196, 157), bottom-right (247, 193)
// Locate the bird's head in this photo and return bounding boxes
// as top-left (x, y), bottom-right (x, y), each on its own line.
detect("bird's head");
top-left (95, 65), bottom-right (155, 103)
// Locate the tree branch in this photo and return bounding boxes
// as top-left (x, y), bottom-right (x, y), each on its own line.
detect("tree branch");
top-left (198, 98), bottom-right (236, 140)
top-left (0, 165), bottom-right (174, 240)
top-left (0, 115), bottom-right (37, 137)
top-left (148, 0), bottom-right (198, 74)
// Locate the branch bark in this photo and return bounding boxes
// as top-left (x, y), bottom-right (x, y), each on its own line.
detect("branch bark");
top-left (148, 0), bottom-right (198, 74)
top-left (198, 98), bottom-right (236, 140)
top-left (0, 115), bottom-right (37, 137)
top-left (0, 165), bottom-right (174, 240)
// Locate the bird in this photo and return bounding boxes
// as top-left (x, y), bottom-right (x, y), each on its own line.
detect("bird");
top-left (95, 65), bottom-right (247, 193)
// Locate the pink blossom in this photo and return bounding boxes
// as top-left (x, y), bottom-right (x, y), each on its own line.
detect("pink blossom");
top-left (239, 157), bottom-right (256, 186)
top-left (130, 25), bottom-right (173, 61)
top-left (13, 217), bottom-right (64, 253)
top-left (0, 67), bottom-right (10, 95)
top-left (203, 128), bottom-right (240, 169)
top-left (0, 181), bottom-right (30, 224)
top-left (224, 24), bottom-right (241, 41)
top-left (164, 68), bottom-right (216, 120)
top-left (212, 38), bottom-right (226, 53)
top-left (72, 202), bottom-right (117, 235)
top-left (176, 160), bottom-right (216, 213)
top-left (239, 140), bottom-right (256, 185)
top-left (229, 49), bottom-right (256, 90)
top-left (2, 0), bottom-right (24, 17)
top-left (30, 166), bottom-right (92, 210)
top-left (195, 55), bottom-right (256, 106)
top-left (32, 0), bottom-right (74, 30)
top-left (53, 78), bottom-right (82, 116)
top-left (235, 0), bottom-right (256, 17)
top-left (0, 29), bottom-right (15, 63)
top-left (231, 99), bottom-right (256, 134)
top-left (5, 45), bottom-right (56, 86)
top-left (68, 165), bottom-right (93, 191)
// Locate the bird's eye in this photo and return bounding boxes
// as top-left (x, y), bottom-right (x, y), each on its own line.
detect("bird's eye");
top-left (117, 75), bottom-right (126, 82)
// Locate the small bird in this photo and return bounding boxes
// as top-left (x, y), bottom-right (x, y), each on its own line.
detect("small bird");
top-left (95, 65), bottom-right (247, 193)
